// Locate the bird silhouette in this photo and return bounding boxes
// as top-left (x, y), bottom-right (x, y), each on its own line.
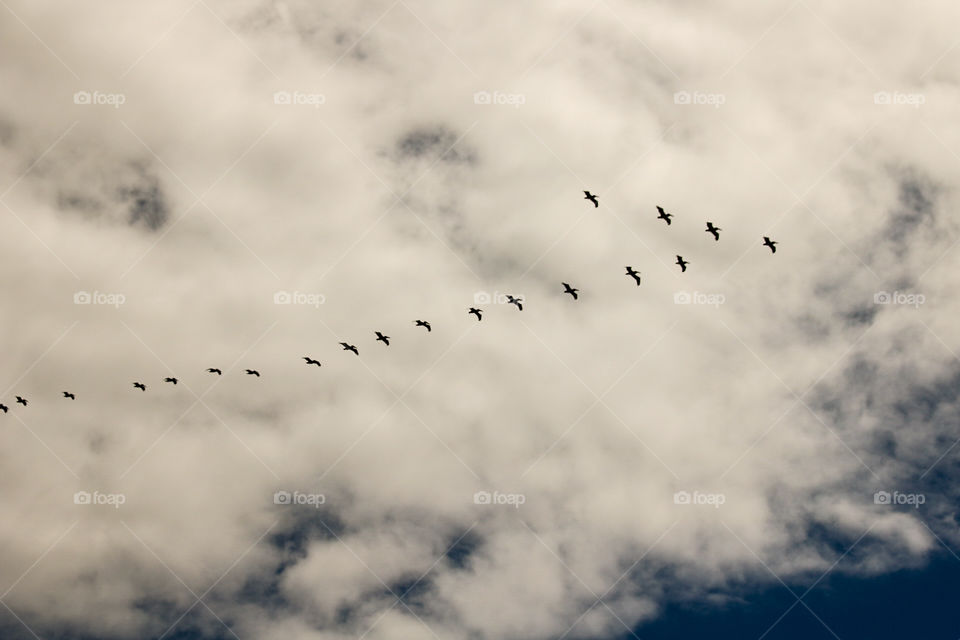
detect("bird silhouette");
top-left (0, 404), bottom-right (6, 414)
top-left (206, 368), bottom-right (222, 375)
top-left (676, 255), bottom-right (689, 272)
top-left (415, 320), bottom-right (432, 332)
top-left (625, 266), bottom-right (642, 286)
top-left (133, 382), bottom-right (146, 391)
top-left (656, 206), bottom-right (673, 225)
top-left (164, 377), bottom-right (178, 385)
top-left (375, 331), bottom-right (391, 346)
top-left (303, 357), bottom-right (322, 367)
top-left (506, 295), bottom-right (523, 311)
top-left (584, 191), bottom-right (599, 208)
top-left (705, 222), bottom-right (721, 241)
top-left (245, 369), bottom-right (261, 377)
top-left (469, 307), bottom-right (483, 321)
top-left (562, 282), bottom-right (579, 300)
top-left (763, 236), bottom-right (778, 253)
top-left (63, 391), bottom-right (75, 400)
top-left (15, 396), bottom-right (27, 406)
top-left (340, 342), bottom-right (359, 356)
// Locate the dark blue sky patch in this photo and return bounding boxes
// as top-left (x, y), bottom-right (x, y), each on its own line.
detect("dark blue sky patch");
top-left (444, 527), bottom-right (482, 569)
top-left (381, 574), bottom-right (433, 613)
top-left (634, 549), bottom-right (960, 639)
top-left (268, 508), bottom-right (345, 565)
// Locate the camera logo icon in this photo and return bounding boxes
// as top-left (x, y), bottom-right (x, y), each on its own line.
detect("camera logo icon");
top-left (273, 490), bottom-right (292, 505)
top-left (873, 91), bottom-right (892, 105)
top-left (73, 91), bottom-right (91, 105)
top-left (273, 91), bottom-right (292, 105)
top-left (873, 490), bottom-right (891, 505)
top-left (74, 291), bottom-right (92, 304)
top-left (473, 491), bottom-right (492, 505)
top-left (274, 290), bottom-right (292, 304)
top-left (673, 491), bottom-right (691, 505)
top-left (674, 291), bottom-right (691, 304)
top-left (74, 491), bottom-right (92, 504)
top-left (673, 91), bottom-right (691, 105)
top-left (873, 291), bottom-right (891, 304)
top-left (473, 291), bottom-right (491, 304)
top-left (473, 91), bottom-right (492, 105)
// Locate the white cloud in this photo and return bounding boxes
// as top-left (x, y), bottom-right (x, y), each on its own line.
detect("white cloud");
top-left (1, 0), bottom-right (960, 638)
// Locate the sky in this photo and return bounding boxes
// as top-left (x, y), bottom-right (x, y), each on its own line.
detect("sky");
top-left (1, 1), bottom-right (960, 638)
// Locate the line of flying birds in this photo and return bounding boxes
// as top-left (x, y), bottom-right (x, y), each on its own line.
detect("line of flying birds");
top-left (0, 197), bottom-right (777, 412)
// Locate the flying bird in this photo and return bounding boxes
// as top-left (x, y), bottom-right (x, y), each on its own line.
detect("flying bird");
top-left (303, 357), bottom-right (322, 367)
top-left (763, 236), bottom-right (778, 253)
top-left (656, 206), bottom-right (673, 225)
top-left (0, 404), bottom-right (6, 414)
top-left (164, 377), bottom-right (178, 385)
top-left (468, 307), bottom-right (483, 321)
top-left (562, 282), bottom-right (579, 300)
top-left (206, 368), bottom-right (222, 375)
top-left (705, 221), bottom-right (721, 241)
top-left (133, 382), bottom-right (146, 391)
top-left (375, 331), bottom-right (391, 346)
top-left (506, 295), bottom-right (523, 311)
top-left (676, 255), bottom-right (689, 272)
top-left (63, 391), bottom-right (75, 400)
top-left (625, 266), bottom-right (642, 286)
top-left (340, 342), bottom-right (359, 356)
top-left (245, 369), bottom-right (261, 377)
top-left (415, 320), bottom-right (432, 332)
top-left (15, 396), bottom-right (27, 406)
top-left (583, 191), bottom-right (599, 208)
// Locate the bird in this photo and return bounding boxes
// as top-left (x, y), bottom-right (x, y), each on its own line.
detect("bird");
top-left (63, 391), bottom-right (75, 400)
top-left (164, 377), bottom-right (178, 385)
top-left (656, 206), bottom-right (673, 225)
top-left (133, 382), bottom-right (146, 391)
top-left (206, 368), bottom-right (222, 375)
top-left (245, 369), bottom-right (261, 377)
top-left (15, 396), bottom-right (27, 407)
top-left (562, 282), bottom-right (579, 300)
top-left (0, 404), bottom-right (6, 414)
top-left (763, 236), bottom-right (778, 253)
top-left (506, 295), bottom-right (523, 311)
top-left (415, 320), bottom-right (432, 332)
top-left (705, 221), bottom-right (721, 241)
top-left (584, 191), bottom-right (599, 208)
top-left (340, 342), bottom-right (359, 356)
top-left (625, 266), bottom-right (642, 286)
top-left (303, 357), bottom-right (322, 367)
top-left (468, 307), bottom-right (483, 321)
top-left (375, 331), bottom-right (391, 346)
top-left (676, 255), bottom-right (689, 272)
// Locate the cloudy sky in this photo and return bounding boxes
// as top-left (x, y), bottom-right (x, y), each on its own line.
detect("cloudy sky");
top-left (1, 1), bottom-right (960, 638)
